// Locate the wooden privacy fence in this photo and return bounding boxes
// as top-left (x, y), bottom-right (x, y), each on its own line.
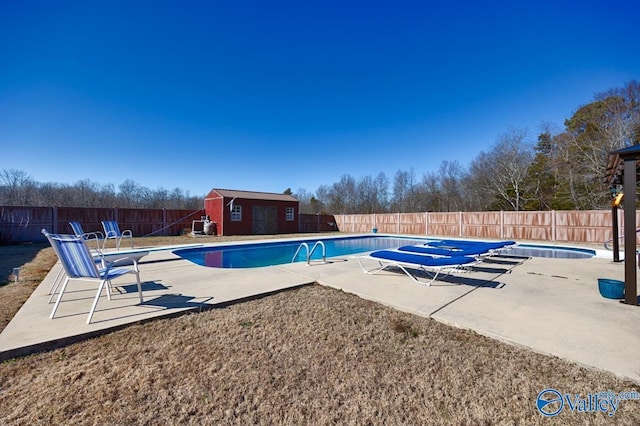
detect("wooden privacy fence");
top-left (334, 210), bottom-right (637, 245)
top-left (298, 214), bottom-right (339, 233)
top-left (0, 206), bottom-right (206, 243)
top-left (0, 207), bottom-right (339, 243)
top-left (2, 205), bottom-right (627, 245)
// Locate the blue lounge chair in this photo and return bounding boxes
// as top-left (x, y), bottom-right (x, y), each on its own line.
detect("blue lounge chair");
top-left (398, 244), bottom-right (495, 258)
top-left (43, 230), bottom-right (143, 324)
top-left (427, 239), bottom-right (515, 251)
top-left (102, 220), bottom-right (133, 250)
top-left (358, 250), bottom-right (477, 285)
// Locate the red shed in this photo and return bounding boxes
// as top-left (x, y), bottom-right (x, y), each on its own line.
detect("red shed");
top-left (204, 188), bottom-right (299, 236)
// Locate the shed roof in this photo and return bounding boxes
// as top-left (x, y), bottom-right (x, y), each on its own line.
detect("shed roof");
top-left (206, 188), bottom-right (298, 202)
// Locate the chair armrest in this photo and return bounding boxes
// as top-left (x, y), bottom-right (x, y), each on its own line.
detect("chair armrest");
top-left (83, 231), bottom-right (104, 239)
top-left (105, 256), bottom-right (140, 271)
top-left (84, 235), bottom-right (103, 252)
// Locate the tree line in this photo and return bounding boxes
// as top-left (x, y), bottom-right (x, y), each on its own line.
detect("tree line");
top-left (2, 81), bottom-right (638, 214)
top-left (0, 173), bottom-right (203, 210)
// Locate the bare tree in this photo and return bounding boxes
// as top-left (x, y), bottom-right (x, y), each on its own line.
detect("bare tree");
top-left (438, 160), bottom-right (464, 212)
top-left (0, 170), bottom-right (203, 209)
top-left (117, 179), bottom-right (143, 208)
top-left (356, 173), bottom-right (389, 213)
top-left (391, 168), bottom-right (417, 212)
top-left (294, 188), bottom-right (314, 214)
top-left (314, 185), bottom-right (331, 214)
top-left (97, 183), bottom-right (117, 207)
top-left (356, 175), bottom-right (377, 214)
top-left (373, 172), bottom-right (389, 212)
top-left (0, 169), bottom-right (36, 205)
top-left (332, 175), bottom-right (358, 214)
top-left (595, 80), bottom-right (640, 148)
top-left (468, 129), bottom-right (534, 211)
top-left (416, 171), bottom-right (440, 212)
top-left (34, 182), bottom-right (63, 206)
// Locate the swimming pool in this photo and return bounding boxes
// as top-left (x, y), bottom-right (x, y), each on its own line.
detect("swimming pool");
top-left (174, 236), bottom-right (435, 268)
top-left (174, 236), bottom-right (596, 268)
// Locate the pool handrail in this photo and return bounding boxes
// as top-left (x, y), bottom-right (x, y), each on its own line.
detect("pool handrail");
top-left (292, 241), bottom-right (327, 265)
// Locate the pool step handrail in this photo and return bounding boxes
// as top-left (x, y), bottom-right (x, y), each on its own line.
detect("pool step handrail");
top-left (309, 241), bottom-right (326, 264)
top-left (292, 241), bottom-right (326, 265)
top-left (292, 242), bottom-right (309, 263)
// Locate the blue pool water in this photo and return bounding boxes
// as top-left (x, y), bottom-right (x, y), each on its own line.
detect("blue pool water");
top-left (174, 236), bottom-right (435, 268)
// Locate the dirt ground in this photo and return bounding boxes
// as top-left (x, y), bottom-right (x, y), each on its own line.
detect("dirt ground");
top-left (1, 234), bottom-right (640, 424)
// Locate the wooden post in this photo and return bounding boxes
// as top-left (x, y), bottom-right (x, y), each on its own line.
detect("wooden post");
top-left (162, 208), bottom-right (167, 236)
top-left (622, 157), bottom-right (637, 305)
top-left (425, 211), bottom-right (429, 236)
top-left (52, 206), bottom-right (58, 233)
top-left (612, 205), bottom-right (620, 262)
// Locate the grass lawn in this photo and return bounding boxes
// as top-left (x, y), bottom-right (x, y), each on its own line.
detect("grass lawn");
top-left (1, 234), bottom-right (639, 424)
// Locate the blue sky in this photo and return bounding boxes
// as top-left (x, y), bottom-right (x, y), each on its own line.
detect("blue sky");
top-left (1, 1), bottom-right (639, 197)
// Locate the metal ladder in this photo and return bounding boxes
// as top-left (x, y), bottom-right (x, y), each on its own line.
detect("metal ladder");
top-left (292, 241), bottom-right (326, 265)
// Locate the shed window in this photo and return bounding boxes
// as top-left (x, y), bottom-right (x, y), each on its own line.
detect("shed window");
top-left (231, 205), bottom-right (242, 221)
top-left (285, 207), bottom-right (295, 221)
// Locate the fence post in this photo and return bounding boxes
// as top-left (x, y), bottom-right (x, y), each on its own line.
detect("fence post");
top-left (500, 210), bottom-right (504, 239)
top-left (52, 206), bottom-right (58, 233)
top-left (459, 211), bottom-right (463, 237)
top-left (397, 213), bottom-right (401, 234)
top-left (162, 208), bottom-right (167, 236)
top-left (551, 210), bottom-right (556, 242)
top-left (425, 211), bottom-right (429, 236)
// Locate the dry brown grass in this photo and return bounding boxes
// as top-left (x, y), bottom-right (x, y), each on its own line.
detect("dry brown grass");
top-left (0, 243), bottom-right (56, 330)
top-left (1, 234), bottom-right (640, 424)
